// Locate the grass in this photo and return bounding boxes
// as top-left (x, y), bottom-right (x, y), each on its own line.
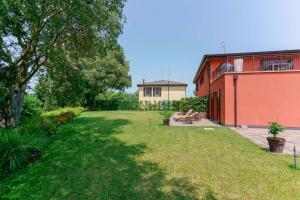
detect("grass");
top-left (0, 111), bottom-right (299, 199)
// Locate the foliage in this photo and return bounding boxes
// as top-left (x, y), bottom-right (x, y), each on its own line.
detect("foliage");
top-left (35, 71), bottom-right (85, 111)
top-left (0, 0), bottom-right (127, 126)
top-left (180, 97), bottom-right (208, 113)
top-left (139, 100), bottom-right (181, 111)
top-left (18, 116), bottom-right (45, 136)
top-left (159, 110), bottom-right (173, 119)
top-left (39, 117), bottom-right (57, 136)
top-left (94, 91), bottom-right (138, 110)
top-left (0, 132), bottom-right (29, 177)
top-left (170, 100), bottom-right (181, 111)
top-left (20, 94), bottom-right (42, 123)
top-left (34, 45), bottom-right (131, 111)
top-left (0, 106), bottom-right (84, 178)
top-left (52, 111), bottom-right (76, 125)
top-left (82, 46), bottom-right (132, 109)
top-left (268, 122), bottom-right (285, 137)
top-left (42, 107), bottom-right (85, 117)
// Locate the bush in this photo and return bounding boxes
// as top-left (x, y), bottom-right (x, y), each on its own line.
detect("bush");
top-left (94, 91), bottom-right (139, 111)
top-left (53, 111), bottom-right (76, 125)
top-left (39, 117), bottom-right (57, 136)
top-left (0, 132), bottom-right (30, 177)
top-left (42, 107), bottom-right (85, 117)
top-left (18, 117), bottom-right (44, 136)
top-left (180, 97), bottom-right (208, 113)
top-left (20, 94), bottom-right (42, 123)
top-left (160, 110), bottom-right (173, 119)
top-left (170, 100), bottom-right (181, 111)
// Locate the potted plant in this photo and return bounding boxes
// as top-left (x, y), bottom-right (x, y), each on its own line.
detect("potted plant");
top-left (267, 122), bottom-right (286, 153)
top-left (160, 110), bottom-right (173, 126)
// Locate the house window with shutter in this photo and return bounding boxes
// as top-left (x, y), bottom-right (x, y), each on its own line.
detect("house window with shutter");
top-left (153, 87), bottom-right (161, 97)
top-left (144, 87), bottom-right (152, 97)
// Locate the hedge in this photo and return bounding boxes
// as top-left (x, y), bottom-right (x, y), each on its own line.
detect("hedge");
top-left (179, 97), bottom-right (208, 113)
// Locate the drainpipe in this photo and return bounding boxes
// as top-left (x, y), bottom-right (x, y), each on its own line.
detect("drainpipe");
top-left (207, 64), bottom-right (211, 118)
top-left (233, 74), bottom-right (238, 127)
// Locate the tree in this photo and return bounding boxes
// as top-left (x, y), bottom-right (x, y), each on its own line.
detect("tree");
top-left (82, 45), bottom-right (131, 109)
top-left (34, 44), bottom-right (131, 111)
top-left (35, 68), bottom-right (85, 111)
top-left (0, 0), bottom-right (126, 127)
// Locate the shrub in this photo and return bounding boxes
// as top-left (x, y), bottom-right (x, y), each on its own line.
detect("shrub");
top-left (18, 117), bottom-right (44, 136)
top-left (53, 111), bottom-right (76, 125)
top-left (180, 97), bottom-right (208, 113)
top-left (20, 94), bottom-right (42, 123)
top-left (268, 122), bottom-right (284, 137)
top-left (170, 100), bottom-right (181, 111)
top-left (0, 132), bottom-right (30, 177)
top-left (161, 100), bottom-right (170, 110)
top-left (42, 107), bottom-right (85, 117)
top-left (40, 117), bottom-right (57, 136)
top-left (160, 110), bottom-right (173, 119)
top-left (95, 91), bottom-right (139, 110)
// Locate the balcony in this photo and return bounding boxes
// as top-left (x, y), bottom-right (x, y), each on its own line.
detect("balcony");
top-left (212, 55), bottom-right (298, 80)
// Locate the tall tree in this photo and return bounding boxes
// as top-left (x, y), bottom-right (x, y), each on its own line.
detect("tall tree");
top-left (34, 44), bottom-right (131, 110)
top-left (82, 44), bottom-right (131, 109)
top-left (0, 0), bottom-right (126, 127)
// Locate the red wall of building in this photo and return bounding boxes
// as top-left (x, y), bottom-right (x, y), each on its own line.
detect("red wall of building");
top-left (209, 75), bottom-right (226, 124)
top-left (222, 71), bottom-right (300, 128)
top-left (196, 65), bottom-right (209, 97)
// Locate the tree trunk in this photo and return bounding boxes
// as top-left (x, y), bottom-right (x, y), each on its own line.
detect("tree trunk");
top-left (2, 86), bottom-right (26, 127)
top-left (85, 94), bottom-right (96, 110)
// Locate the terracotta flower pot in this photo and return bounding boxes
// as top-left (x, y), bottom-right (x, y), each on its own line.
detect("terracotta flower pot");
top-left (163, 118), bottom-right (170, 126)
top-left (267, 137), bottom-right (286, 153)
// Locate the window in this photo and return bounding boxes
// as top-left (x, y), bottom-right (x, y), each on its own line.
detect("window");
top-left (144, 87), bottom-right (152, 97)
top-left (153, 87), bottom-right (161, 97)
top-left (200, 75), bottom-right (204, 85)
top-left (260, 59), bottom-right (293, 71)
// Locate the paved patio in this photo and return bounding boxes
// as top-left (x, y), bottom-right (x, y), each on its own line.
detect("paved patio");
top-left (231, 127), bottom-right (300, 154)
top-left (170, 115), bottom-right (220, 127)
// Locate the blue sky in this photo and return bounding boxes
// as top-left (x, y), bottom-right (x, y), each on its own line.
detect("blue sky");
top-left (119, 0), bottom-right (300, 96)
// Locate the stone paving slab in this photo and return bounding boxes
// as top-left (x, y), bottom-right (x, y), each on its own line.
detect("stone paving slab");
top-left (231, 127), bottom-right (300, 154)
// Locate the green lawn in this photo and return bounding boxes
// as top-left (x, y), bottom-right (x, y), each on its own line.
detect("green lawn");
top-left (1, 111), bottom-right (299, 199)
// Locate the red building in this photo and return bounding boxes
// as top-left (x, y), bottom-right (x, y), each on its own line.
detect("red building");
top-left (194, 49), bottom-right (300, 128)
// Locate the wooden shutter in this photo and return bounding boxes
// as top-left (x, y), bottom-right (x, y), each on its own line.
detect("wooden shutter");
top-left (143, 87), bottom-right (145, 97)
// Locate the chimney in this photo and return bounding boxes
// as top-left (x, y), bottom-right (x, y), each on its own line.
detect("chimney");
top-left (142, 79), bottom-right (145, 84)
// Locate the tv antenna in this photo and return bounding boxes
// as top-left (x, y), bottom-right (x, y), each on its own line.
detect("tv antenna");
top-left (221, 41), bottom-right (226, 54)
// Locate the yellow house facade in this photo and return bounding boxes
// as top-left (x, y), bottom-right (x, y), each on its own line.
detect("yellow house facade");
top-left (137, 80), bottom-right (187, 104)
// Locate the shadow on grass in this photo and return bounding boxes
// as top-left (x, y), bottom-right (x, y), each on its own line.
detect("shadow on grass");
top-left (1, 116), bottom-right (205, 199)
top-left (288, 164), bottom-right (300, 171)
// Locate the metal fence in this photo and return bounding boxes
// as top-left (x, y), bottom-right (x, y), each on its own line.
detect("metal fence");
top-left (212, 54), bottom-right (300, 80)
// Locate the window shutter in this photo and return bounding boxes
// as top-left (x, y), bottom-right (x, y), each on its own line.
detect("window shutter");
top-left (159, 87), bottom-right (161, 97)
top-left (143, 87), bottom-right (145, 97)
top-left (150, 87), bottom-right (153, 97)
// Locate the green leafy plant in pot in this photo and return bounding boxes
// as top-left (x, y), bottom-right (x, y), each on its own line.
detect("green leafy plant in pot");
top-left (160, 110), bottom-right (173, 126)
top-left (267, 122), bottom-right (285, 153)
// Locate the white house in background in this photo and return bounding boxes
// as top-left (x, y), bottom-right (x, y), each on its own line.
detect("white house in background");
top-left (137, 80), bottom-right (187, 103)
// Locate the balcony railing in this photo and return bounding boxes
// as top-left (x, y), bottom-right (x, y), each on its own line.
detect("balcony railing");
top-left (212, 54), bottom-right (298, 80)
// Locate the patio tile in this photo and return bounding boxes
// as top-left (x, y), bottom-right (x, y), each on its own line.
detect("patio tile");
top-left (231, 127), bottom-right (300, 154)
